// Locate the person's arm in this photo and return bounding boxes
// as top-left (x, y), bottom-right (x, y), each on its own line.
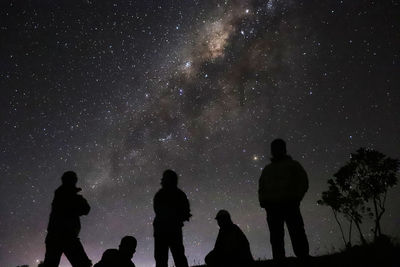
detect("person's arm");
top-left (213, 230), bottom-right (223, 253)
top-left (258, 168), bottom-right (268, 208)
top-left (180, 191), bottom-right (192, 221)
top-left (153, 191), bottom-right (161, 215)
top-left (76, 195), bottom-right (90, 216)
top-left (236, 227), bottom-right (254, 262)
top-left (295, 161), bottom-right (309, 200)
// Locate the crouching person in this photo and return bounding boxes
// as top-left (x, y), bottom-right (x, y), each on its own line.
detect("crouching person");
top-left (94, 236), bottom-right (137, 267)
top-left (205, 210), bottom-right (254, 267)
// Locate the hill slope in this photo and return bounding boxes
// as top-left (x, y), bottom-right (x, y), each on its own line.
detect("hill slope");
top-left (193, 237), bottom-right (400, 267)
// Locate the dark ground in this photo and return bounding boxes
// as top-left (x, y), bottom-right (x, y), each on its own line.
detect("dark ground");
top-left (193, 237), bottom-right (400, 267)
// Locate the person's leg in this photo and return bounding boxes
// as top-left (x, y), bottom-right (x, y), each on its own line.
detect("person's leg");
top-left (42, 237), bottom-right (63, 267)
top-left (169, 228), bottom-right (189, 267)
top-left (63, 237), bottom-right (92, 267)
top-left (285, 203), bottom-right (309, 258)
top-left (154, 234), bottom-right (169, 267)
top-left (266, 206), bottom-right (285, 260)
top-left (205, 250), bottom-right (221, 267)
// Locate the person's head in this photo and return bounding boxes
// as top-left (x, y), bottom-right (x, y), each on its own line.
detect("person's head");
top-left (161, 169), bottom-right (178, 188)
top-left (271, 138), bottom-right (287, 159)
top-left (119, 236), bottom-right (137, 259)
top-left (215, 209), bottom-right (233, 228)
top-left (61, 171), bottom-right (78, 187)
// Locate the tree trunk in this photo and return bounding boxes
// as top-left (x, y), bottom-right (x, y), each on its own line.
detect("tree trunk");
top-left (376, 206), bottom-right (385, 240)
top-left (348, 219), bottom-right (353, 248)
top-left (332, 209), bottom-right (348, 247)
top-left (354, 219), bottom-right (367, 245)
top-left (372, 197), bottom-right (381, 241)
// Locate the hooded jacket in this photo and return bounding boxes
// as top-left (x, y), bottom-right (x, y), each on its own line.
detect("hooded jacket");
top-left (47, 184), bottom-right (90, 238)
top-left (94, 249), bottom-right (135, 267)
top-left (153, 187), bottom-right (191, 232)
top-left (211, 222), bottom-right (254, 266)
top-left (258, 155), bottom-right (308, 207)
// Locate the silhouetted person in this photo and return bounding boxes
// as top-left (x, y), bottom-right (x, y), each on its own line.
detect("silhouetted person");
top-left (258, 139), bottom-right (309, 260)
top-left (42, 171), bottom-right (92, 267)
top-left (205, 210), bottom-right (254, 267)
top-left (153, 169), bottom-right (191, 267)
top-left (94, 236), bottom-right (137, 267)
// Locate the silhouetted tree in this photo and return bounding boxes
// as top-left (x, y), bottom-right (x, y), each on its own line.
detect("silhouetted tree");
top-left (318, 178), bottom-right (353, 248)
top-left (321, 163), bottom-right (367, 246)
top-left (349, 148), bottom-right (399, 240)
top-left (319, 148), bottom-right (399, 246)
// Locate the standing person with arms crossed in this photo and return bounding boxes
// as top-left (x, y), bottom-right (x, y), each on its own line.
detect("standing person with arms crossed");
top-left (153, 169), bottom-right (192, 267)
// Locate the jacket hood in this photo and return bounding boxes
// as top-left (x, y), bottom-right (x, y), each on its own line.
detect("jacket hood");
top-left (270, 154), bottom-right (292, 163)
top-left (57, 184), bottom-right (82, 194)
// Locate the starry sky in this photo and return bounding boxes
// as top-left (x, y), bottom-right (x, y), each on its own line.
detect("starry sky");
top-left (1, 0), bottom-right (400, 266)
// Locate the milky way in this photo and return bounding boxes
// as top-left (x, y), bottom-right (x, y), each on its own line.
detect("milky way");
top-left (1, 1), bottom-right (400, 266)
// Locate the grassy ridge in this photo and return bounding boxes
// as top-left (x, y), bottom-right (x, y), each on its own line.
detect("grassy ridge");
top-left (193, 237), bottom-right (400, 267)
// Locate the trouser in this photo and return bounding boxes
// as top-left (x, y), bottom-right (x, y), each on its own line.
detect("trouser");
top-left (266, 203), bottom-right (309, 259)
top-left (42, 235), bottom-right (92, 267)
top-left (154, 227), bottom-right (189, 267)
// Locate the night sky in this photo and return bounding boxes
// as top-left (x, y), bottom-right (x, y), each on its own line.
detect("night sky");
top-left (1, 0), bottom-right (400, 266)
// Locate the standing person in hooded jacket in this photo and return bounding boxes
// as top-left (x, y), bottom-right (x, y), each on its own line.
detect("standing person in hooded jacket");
top-left (153, 169), bottom-right (191, 267)
top-left (258, 139), bottom-right (309, 260)
top-left (41, 171), bottom-right (92, 267)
